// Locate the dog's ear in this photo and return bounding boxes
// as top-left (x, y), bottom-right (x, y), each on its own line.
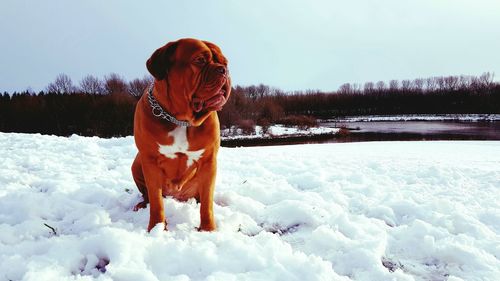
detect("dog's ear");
top-left (203, 41), bottom-right (228, 65)
top-left (146, 41), bottom-right (178, 80)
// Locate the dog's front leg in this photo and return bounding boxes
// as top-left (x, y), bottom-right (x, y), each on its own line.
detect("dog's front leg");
top-left (142, 161), bottom-right (167, 232)
top-left (198, 159), bottom-right (217, 231)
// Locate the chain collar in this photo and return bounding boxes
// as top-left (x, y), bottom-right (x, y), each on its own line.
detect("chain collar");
top-left (147, 84), bottom-right (192, 127)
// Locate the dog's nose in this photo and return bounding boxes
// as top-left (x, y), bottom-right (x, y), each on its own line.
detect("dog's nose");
top-left (216, 66), bottom-right (226, 75)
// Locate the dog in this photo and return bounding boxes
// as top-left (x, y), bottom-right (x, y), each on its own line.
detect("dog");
top-left (131, 38), bottom-right (231, 231)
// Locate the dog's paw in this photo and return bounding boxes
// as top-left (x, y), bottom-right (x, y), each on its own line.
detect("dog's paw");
top-left (198, 223), bottom-right (217, 232)
top-left (133, 201), bottom-right (148, 212)
top-left (148, 221), bottom-right (168, 233)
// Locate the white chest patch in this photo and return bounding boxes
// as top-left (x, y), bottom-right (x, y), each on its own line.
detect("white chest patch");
top-left (158, 127), bottom-right (204, 167)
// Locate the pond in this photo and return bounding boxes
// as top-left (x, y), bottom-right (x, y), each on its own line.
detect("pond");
top-left (321, 120), bottom-right (500, 140)
top-left (320, 117), bottom-right (500, 142)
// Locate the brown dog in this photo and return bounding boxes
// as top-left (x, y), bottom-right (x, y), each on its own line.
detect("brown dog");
top-left (131, 38), bottom-right (231, 231)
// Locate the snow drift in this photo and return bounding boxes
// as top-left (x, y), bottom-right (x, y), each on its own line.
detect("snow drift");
top-left (0, 133), bottom-right (498, 281)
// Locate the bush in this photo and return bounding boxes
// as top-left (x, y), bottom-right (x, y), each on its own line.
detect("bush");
top-left (336, 125), bottom-right (351, 137)
top-left (237, 119), bottom-right (256, 135)
top-left (276, 115), bottom-right (318, 129)
top-left (257, 118), bottom-right (271, 135)
top-left (257, 99), bottom-right (284, 122)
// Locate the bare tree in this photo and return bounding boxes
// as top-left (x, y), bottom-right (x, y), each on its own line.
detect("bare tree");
top-left (256, 84), bottom-right (271, 98)
top-left (401, 79), bottom-right (411, 91)
top-left (436, 76), bottom-right (446, 90)
top-left (363, 82), bottom-right (374, 94)
top-left (479, 72), bottom-right (495, 88)
top-left (458, 75), bottom-right (471, 90)
top-left (104, 73), bottom-right (128, 95)
top-left (425, 77), bottom-right (437, 92)
top-left (273, 88), bottom-right (286, 97)
top-left (337, 83), bottom-right (353, 94)
top-left (128, 76), bottom-right (153, 97)
top-left (245, 85), bottom-right (257, 99)
top-left (444, 76), bottom-right (459, 91)
top-left (46, 73), bottom-right (76, 94)
top-left (79, 74), bottom-right (104, 94)
top-left (413, 78), bottom-right (424, 92)
top-left (375, 81), bottom-right (386, 92)
top-left (352, 83), bottom-right (362, 94)
top-left (389, 80), bottom-right (399, 91)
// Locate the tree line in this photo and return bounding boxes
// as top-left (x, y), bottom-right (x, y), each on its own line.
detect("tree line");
top-left (0, 72), bottom-right (498, 138)
top-left (219, 72), bottom-right (499, 129)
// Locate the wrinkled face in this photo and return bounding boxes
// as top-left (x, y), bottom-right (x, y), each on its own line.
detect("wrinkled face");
top-left (146, 38), bottom-right (231, 115)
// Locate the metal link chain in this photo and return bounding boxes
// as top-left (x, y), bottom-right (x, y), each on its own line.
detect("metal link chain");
top-left (147, 85), bottom-right (191, 127)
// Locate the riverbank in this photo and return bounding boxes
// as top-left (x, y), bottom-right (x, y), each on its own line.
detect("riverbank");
top-left (220, 125), bottom-right (340, 147)
top-left (220, 115), bottom-right (500, 147)
top-left (221, 131), bottom-right (499, 147)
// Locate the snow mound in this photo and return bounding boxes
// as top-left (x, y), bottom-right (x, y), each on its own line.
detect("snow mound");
top-left (0, 132), bottom-right (499, 281)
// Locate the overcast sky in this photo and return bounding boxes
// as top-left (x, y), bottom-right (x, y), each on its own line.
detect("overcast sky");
top-left (1, 0), bottom-right (499, 93)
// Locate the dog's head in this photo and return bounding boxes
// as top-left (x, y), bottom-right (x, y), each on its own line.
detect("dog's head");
top-left (146, 38), bottom-right (231, 122)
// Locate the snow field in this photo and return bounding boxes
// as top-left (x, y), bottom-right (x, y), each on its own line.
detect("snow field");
top-left (0, 133), bottom-right (499, 281)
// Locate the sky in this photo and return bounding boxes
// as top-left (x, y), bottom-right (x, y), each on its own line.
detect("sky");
top-left (1, 0), bottom-right (499, 93)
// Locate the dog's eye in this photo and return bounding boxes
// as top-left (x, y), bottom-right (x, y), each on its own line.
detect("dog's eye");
top-left (194, 57), bottom-right (206, 66)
